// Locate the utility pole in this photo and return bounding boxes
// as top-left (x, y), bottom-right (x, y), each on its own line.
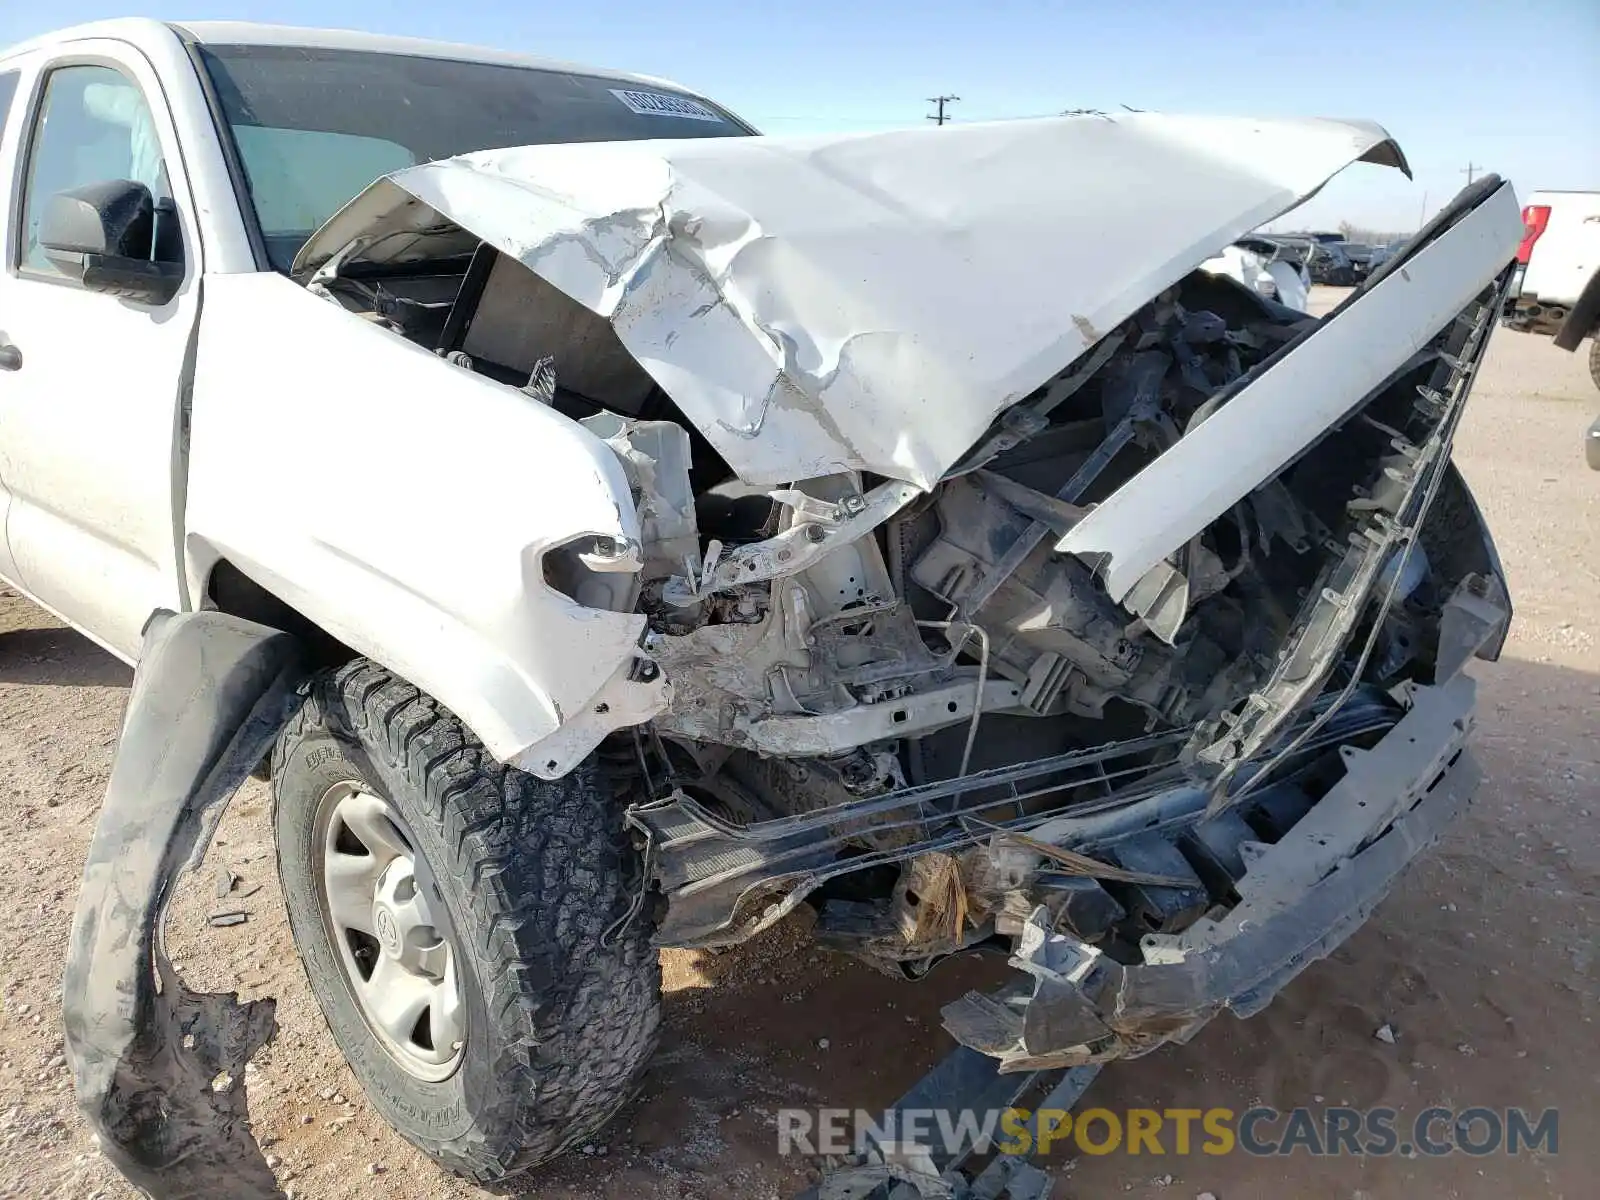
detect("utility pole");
top-left (927, 95), bottom-right (960, 126)
top-left (1461, 162), bottom-right (1481, 186)
top-left (1419, 190), bottom-right (1429, 228)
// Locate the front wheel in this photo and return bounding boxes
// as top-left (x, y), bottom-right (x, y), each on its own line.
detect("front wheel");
top-left (272, 660), bottom-right (660, 1183)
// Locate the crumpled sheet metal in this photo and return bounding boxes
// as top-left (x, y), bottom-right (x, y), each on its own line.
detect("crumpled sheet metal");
top-left (64, 611), bottom-right (304, 1199)
top-left (298, 114), bottom-right (1409, 490)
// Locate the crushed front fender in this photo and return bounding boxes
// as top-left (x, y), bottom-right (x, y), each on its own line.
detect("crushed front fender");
top-left (63, 610), bottom-right (304, 1199)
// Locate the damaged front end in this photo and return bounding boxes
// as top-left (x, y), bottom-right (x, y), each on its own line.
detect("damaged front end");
top-left (290, 121), bottom-right (1520, 1073)
top-left (629, 182), bottom-right (1520, 1070)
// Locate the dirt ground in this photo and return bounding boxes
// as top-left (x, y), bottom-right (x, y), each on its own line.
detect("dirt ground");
top-left (0, 290), bottom-right (1595, 1200)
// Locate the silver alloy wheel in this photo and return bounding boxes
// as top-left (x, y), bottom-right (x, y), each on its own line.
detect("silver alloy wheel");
top-left (312, 781), bottom-right (466, 1081)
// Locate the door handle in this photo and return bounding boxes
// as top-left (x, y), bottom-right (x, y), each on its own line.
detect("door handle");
top-left (0, 343), bottom-right (20, 372)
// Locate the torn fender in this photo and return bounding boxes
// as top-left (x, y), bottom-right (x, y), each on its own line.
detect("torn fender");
top-left (297, 114), bottom-right (1410, 489)
top-left (64, 611), bottom-right (304, 1200)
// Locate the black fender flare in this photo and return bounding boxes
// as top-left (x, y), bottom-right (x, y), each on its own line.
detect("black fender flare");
top-left (1553, 266), bottom-right (1600, 352)
top-left (63, 610), bottom-right (305, 1200)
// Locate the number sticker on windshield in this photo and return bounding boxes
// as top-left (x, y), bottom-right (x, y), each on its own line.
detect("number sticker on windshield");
top-left (609, 88), bottom-right (725, 122)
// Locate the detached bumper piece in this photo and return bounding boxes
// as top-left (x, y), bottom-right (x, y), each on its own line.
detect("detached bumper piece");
top-left (63, 612), bottom-right (303, 1200)
top-left (941, 674), bottom-right (1479, 1071)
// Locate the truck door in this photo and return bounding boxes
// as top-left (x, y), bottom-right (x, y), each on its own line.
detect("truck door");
top-left (0, 40), bottom-right (201, 660)
top-left (0, 63), bottom-right (25, 590)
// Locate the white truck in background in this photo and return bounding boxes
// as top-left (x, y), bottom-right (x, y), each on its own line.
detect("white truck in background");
top-left (1502, 189), bottom-right (1600, 394)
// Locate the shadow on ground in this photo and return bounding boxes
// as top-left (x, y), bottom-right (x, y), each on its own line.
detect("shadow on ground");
top-left (0, 624), bottom-right (133, 687)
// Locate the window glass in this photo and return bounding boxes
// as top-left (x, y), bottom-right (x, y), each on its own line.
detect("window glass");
top-left (232, 126), bottom-right (414, 236)
top-left (19, 64), bottom-right (169, 274)
top-left (198, 45), bottom-right (751, 271)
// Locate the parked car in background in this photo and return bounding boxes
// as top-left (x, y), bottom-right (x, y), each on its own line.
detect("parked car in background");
top-left (1307, 239), bottom-right (1359, 285)
top-left (1369, 237), bottom-right (1408, 270)
top-left (1342, 242), bottom-right (1378, 281)
top-left (1500, 189), bottom-right (1600, 394)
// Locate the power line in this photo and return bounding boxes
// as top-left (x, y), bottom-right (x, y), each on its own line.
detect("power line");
top-left (926, 95), bottom-right (960, 126)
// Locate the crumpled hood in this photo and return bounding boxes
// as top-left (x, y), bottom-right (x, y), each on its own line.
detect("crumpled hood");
top-left (298, 114), bottom-right (1408, 489)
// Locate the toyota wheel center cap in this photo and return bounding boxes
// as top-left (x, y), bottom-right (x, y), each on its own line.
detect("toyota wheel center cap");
top-left (374, 904), bottom-right (403, 958)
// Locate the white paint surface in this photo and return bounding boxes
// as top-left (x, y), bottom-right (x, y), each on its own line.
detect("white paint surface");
top-left (185, 274), bottom-right (663, 776)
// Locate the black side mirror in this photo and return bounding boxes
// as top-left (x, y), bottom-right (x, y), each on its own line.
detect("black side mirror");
top-left (39, 179), bottom-right (182, 305)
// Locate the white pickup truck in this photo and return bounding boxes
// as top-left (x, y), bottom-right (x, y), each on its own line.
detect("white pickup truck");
top-left (0, 19), bottom-right (1523, 1200)
top-left (1502, 188), bottom-right (1600, 392)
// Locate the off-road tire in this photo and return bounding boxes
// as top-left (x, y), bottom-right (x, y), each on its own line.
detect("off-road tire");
top-left (1588, 335), bottom-right (1600, 395)
top-left (272, 659), bottom-right (660, 1183)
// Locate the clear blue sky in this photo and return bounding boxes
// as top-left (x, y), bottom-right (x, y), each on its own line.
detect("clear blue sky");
top-left (4, 1), bottom-right (1597, 231)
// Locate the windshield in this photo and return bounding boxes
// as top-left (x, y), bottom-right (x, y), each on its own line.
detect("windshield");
top-left (196, 44), bottom-right (752, 271)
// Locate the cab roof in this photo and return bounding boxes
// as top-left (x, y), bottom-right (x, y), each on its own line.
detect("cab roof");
top-left (2, 19), bottom-right (687, 93)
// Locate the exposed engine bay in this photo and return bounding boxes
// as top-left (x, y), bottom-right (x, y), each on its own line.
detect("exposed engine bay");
top-left (315, 253), bottom-right (1331, 758)
top-left (302, 166), bottom-right (1517, 1066)
top-left (321, 243), bottom-right (1491, 880)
